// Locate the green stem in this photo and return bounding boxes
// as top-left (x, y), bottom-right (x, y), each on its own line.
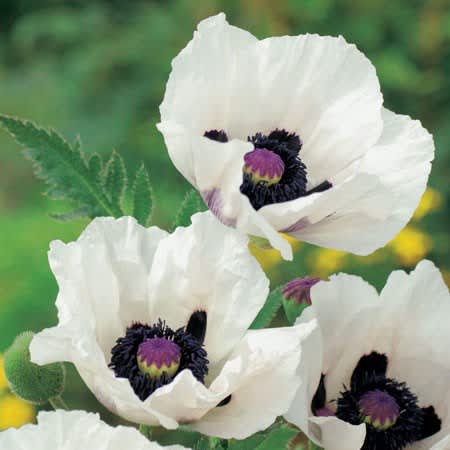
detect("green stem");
top-left (48, 396), bottom-right (68, 410)
top-left (209, 436), bottom-right (225, 448)
top-left (139, 424), bottom-right (152, 440)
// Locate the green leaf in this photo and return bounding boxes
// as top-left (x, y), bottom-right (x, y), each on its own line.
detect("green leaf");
top-left (103, 150), bottom-right (127, 208)
top-left (88, 153), bottom-right (104, 185)
top-left (49, 207), bottom-right (92, 222)
top-left (132, 164), bottom-right (153, 226)
top-left (228, 434), bottom-right (268, 450)
top-left (0, 115), bottom-right (121, 219)
top-left (172, 189), bottom-right (205, 230)
top-left (250, 286), bottom-right (283, 329)
top-left (0, 115), bottom-right (155, 224)
top-left (253, 426), bottom-right (299, 450)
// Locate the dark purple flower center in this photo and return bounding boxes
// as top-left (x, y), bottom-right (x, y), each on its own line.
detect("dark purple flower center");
top-left (311, 352), bottom-right (441, 450)
top-left (137, 337), bottom-right (181, 378)
top-left (282, 276), bottom-right (321, 305)
top-left (359, 389), bottom-right (400, 430)
top-left (204, 128), bottom-right (332, 210)
top-left (243, 148), bottom-right (285, 185)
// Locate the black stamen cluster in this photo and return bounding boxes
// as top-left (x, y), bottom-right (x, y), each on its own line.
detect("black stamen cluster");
top-left (334, 352), bottom-right (441, 450)
top-left (204, 128), bottom-right (332, 210)
top-left (240, 130), bottom-right (308, 210)
top-left (109, 320), bottom-right (208, 401)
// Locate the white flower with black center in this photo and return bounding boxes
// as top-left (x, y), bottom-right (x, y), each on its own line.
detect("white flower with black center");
top-left (157, 13), bottom-right (434, 260)
top-left (29, 212), bottom-right (315, 439)
top-left (0, 410), bottom-right (187, 449)
top-left (285, 260), bottom-right (450, 450)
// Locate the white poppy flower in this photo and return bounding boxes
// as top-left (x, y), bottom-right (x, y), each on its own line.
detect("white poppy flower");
top-left (157, 13), bottom-right (434, 261)
top-left (0, 410), bottom-right (187, 449)
top-left (29, 212), bottom-right (315, 439)
top-left (285, 260), bottom-right (450, 450)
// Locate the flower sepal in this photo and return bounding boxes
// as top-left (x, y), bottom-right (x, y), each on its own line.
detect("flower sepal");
top-left (4, 332), bottom-right (66, 406)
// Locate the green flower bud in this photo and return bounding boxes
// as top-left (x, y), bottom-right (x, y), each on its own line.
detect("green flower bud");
top-left (4, 331), bottom-right (66, 405)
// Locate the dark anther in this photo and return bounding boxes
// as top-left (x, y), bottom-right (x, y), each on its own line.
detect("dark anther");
top-left (311, 374), bottom-right (327, 414)
top-left (217, 394), bottom-right (232, 407)
top-left (305, 180), bottom-right (333, 196)
top-left (419, 406), bottom-right (441, 440)
top-left (204, 129), bottom-right (228, 142)
top-left (186, 310), bottom-right (207, 344)
top-left (351, 351), bottom-right (388, 391)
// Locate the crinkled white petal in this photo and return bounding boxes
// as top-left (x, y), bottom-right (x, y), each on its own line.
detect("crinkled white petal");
top-left (284, 320), bottom-right (323, 434)
top-left (191, 322), bottom-right (317, 439)
top-left (286, 261), bottom-right (450, 449)
top-left (0, 410), bottom-right (188, 450)
top-left (160, 13), bottom-right (383, 182)
top-left (148, 211), bottom-right (269, 366)
top-left (308, 416), bottom-right (366, 450)
top-left (267, 109), bottom-right (433, 255)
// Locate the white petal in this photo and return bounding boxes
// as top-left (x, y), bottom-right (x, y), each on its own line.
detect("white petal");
top-left (379, 261), bottom-right (450, 443)
top-left (148, 212), bottom-right (269, 365)
top-left (191, 323), bottom-right (317, 439)
top-left (429, 435), bottom-right (450, 450)
top-left (160, 14), bottom-right (383, 182)
top-left (308, 416), bottom-right (366, 450)
top-left (47, 216), bottom-right (168, 353)
top-left (299, 273), bottom-right (379, 374)
top-left (0, 410), bottom-right (188, 450)
top-left (250, 109), bottom-right (432, 256)
top-left (159, 13), bottom-right (258, 135)
top-left (284, 320), bottom-right (323, 433)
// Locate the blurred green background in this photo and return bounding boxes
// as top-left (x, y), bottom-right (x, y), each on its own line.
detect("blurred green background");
top-left (0, 0), bottom-right (449, 431)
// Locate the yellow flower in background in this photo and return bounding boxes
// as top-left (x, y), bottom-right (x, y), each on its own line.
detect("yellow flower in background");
top-left (388, 226), bottom-right (432, 266)
top-left (309, 248), bottom-right (347, 277)
top-left (0, 356), bottom-right (8, 391)
top-left (0, 394), bottom-right (35, 430)
top-left (0, 354), bottom-right (35, 430)
top-left (353, 248), bottom-right (386, 265)
top-left (250, 234), bottom-right (301, 271)
top-left (413, 187), bottom-right (443, 221)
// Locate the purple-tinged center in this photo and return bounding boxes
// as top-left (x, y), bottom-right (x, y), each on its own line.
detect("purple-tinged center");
top-left (137, 337), bottom-right (181, 379)
top-left (283, 276), bottom-right (321, 305)
top-left (359, 389), bottom-right (400, 431)
top-left (243, 148), bottom-right (285, 186)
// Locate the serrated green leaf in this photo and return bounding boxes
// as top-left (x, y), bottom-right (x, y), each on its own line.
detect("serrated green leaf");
top-left (133, 164), bottom-right (153, 226)
top-left (49, 207), bottom-right (92, 222)
top-left (88, 153), bottom-right (103, 183)
top-left (172, 189), bottom-right (205, 230)
top-left (0, 115), bottom-right (121, 218)
top-left (254, 426), bottom-right (299, 450)
top-left (103, 150), bottom-right (127, 210)
top-left (250, 286), bottom-right (283, 329)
